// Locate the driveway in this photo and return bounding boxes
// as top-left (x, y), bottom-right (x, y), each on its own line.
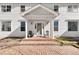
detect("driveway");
top-left (0, 45), bottom-right (79, 55)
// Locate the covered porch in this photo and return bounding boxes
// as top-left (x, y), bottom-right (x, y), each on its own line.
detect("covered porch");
top-left (22, 4), bottom-right (58, 39)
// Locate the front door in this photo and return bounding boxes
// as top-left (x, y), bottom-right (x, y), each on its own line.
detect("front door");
top-left (36, 23), bottom-right (44, 36)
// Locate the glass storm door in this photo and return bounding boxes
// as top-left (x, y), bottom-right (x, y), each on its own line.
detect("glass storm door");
top-left (36, 23), bottom-right (43, 36)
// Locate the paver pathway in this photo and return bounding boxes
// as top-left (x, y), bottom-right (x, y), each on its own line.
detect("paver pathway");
top-left (0, 45), bottom-right (78, 55)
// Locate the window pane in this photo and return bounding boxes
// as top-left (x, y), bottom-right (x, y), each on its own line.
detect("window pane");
top-left (54, 21), bottom-right (58, 27)
top-left (68, 5), bottom-right (78, 12)
top-left (21, 5), bottom-right (25, 12)
top-left (54, 27), bottom-right (58, 31)
top-left (21, 22), bottom-right (25, 31)
top-left (54, 21), bottom-right (58, 31)
top-left (1, 5), bottom-right (11, 12)
top-left (73, 5), bottom-right (78, 12)
top-left (68, 5), bottom-right (72, 12)
top-left (7, 8), bottom-right (11, 12)
top-left (68, 21), bottom-right (78, 31)
top-left (2, 21), bottom-right (11, 31)
top-left (7, 5), bottom-right (11, 12)
top-left (7, 5), bottom-right (11, 9)
top-left (1, 5), bottom-right (6, 12)
top-left (21, 5), bottom-right (25, 8)
top-left (21, 22), bottom-right (25, 27)
top-left (54, 5), bottom-right (58, 12)
top-left (21, 27), bottom-right (25, 31)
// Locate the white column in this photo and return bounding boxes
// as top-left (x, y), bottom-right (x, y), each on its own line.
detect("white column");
top-left (42, 27), bottom-right (43, 36)
top-left (42, 23), bottom-right (44, 36)
top-left (25, 20), bottom-right (28, 39)
top-left (0, 21), bottom-right (1, 32)
top-left (50, 21), bottom-right (52, 37)
top-left (51, 20), bottom-right (55, 39)
top-left (78, 21), bottom-right (79, 31)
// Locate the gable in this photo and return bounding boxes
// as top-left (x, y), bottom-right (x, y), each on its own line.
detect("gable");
top-left (25, 7), bottom-right (54, 15)
top-left (22, 4), bottom-right (58, 16)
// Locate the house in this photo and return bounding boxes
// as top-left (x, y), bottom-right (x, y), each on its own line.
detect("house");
top-left (0, 3), bottom-right (79, 39)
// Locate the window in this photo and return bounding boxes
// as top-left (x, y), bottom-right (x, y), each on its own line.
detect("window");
top-left (73, 5), bottom-right (78, 9)
top-left (54, 21), bottom-right (58, 31)
top-left (21, 5), bottom-right (25, 12)
top-left (73, 5), bottom-right (78, 12)
top-left (68, 21), bottom-right (78, 31)
top-left (21, 22), bottom-right (25, 31)
top-left (68, 5), bottom-right (78, 12)
top-left (2, 21), bottom-right (11, 31)
top-left (54, 5), bottom-right (59, 12)
top-left (68, 5), bottom-right (72, 12)
top-left (1, 5), bottom-right (11, 12)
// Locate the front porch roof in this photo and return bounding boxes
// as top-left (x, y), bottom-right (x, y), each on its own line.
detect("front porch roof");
top-left (22, 4), bottom-right (58, 17)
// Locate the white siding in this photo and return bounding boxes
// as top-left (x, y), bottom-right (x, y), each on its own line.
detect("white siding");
top-left (0, 3), bottom-right (79, 39)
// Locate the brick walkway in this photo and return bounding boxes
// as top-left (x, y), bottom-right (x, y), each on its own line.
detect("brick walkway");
top-left (0, 45), bottom-right (79, 55)
top-left (0, 37), bottom-right (78, 55)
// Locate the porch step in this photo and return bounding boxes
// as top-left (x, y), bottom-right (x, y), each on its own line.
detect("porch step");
top-left (22, 36), bottom-right (56, 41)
top-left (22, 38), bottom-right (55, 41)
top-left (20, 40), bottom-right (59, 45)
top-left (20, 38), bottom-right (59, 45)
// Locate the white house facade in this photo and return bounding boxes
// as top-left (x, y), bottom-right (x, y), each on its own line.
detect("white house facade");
top-left (0, 3), bottom-right (79, 39)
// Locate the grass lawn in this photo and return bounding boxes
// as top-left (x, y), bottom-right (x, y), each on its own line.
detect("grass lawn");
top-left (57, 37), bottom-right (77, 46)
